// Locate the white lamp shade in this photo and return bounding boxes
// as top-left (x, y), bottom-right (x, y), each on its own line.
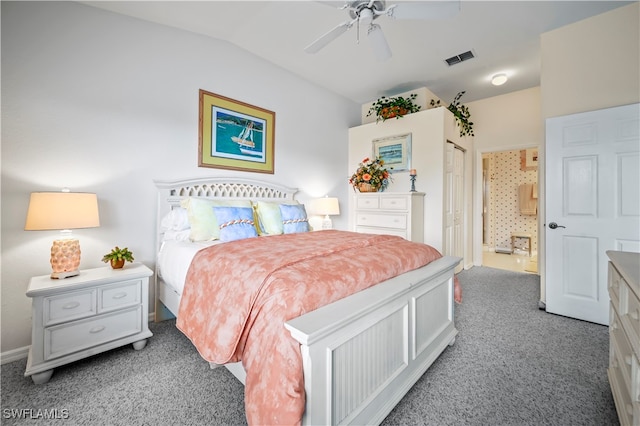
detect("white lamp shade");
top-left (25, 192), bottom-right (100, 230)
top-left (309, 197), bottom-right (340, 216)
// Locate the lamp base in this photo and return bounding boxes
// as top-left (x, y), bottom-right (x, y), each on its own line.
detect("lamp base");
top-left (322, 216), bottom-right (333, 230)
top-left (51, 270), bottom-right (80, 279)
top-left (50, 238), bottom-right (81, 280)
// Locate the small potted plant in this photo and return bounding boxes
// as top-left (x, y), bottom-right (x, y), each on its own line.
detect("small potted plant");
top-left (367, 93), bottom-right (421, 122)
top-left (102, 246), bottom-right (134, 269)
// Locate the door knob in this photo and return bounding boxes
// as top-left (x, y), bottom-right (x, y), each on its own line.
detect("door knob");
top-left (548, 222), bottom-right (566, 229)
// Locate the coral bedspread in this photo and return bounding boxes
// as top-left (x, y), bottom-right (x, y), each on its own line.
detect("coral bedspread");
top-left (176, 230), bottom-right (447, 425)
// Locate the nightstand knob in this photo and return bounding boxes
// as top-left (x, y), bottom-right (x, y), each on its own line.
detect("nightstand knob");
top-left (89, 326), bottom-right (105, 334)
top-left (112, 292), bottom-right (127, 299)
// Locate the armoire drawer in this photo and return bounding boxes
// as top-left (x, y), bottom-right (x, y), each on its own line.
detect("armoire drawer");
top-left (355, 226), bottom-right (407, 239)
top-left (356, 196), bottom-right (380, 210)
top-left (356, 213), bottom-right (407, 230)
top-left (609, 359), bottom-right (635, 426)
top-left (380, 196), bottom-right (408, 210)
top-left (620, 285), bottom-right (640, 356)
top-left (609, 263), bottom-right (623, 312)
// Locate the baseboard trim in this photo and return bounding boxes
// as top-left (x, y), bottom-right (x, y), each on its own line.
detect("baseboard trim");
top-left (1, 346), bottom-right (29, 365)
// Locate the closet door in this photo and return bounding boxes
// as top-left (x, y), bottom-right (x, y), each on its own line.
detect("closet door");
top-left (445, 142), bottom-right (464, 272)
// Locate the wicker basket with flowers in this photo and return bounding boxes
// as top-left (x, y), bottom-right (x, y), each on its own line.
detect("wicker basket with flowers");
top-left (349, 157), bottom-right (391, 192)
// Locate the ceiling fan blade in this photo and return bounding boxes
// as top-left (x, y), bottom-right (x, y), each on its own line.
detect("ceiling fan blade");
top-left (388, 1), bottom-right (460, 20)
top-left (304, 20), bottom-right (353, 54)
top-left (367, 24), bottom-right (391, 62)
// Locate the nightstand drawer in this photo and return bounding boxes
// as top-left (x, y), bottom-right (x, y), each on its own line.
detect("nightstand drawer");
top-left (44, 289), bottom-right (97, 326)
top-left (356, 213), bottom-right (407, 230)
top-left (44, 306), bottom-right (142, 360)
top-left (380, 197), bottom-right (408, 210)
top-left (98, 280), bottom-right (141, 313)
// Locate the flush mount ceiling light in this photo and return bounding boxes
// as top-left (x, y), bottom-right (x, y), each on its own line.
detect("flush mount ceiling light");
top-left (491, 73), bottom-right (508, 86)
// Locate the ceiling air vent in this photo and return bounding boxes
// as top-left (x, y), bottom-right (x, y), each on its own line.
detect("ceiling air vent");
top-left (445, 50), bottom-right (475, 66)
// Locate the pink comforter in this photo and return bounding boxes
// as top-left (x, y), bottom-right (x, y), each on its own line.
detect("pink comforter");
top-left (176, 230), bottom-right (448, 425)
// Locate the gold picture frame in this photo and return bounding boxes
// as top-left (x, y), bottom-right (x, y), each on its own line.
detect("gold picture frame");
top-left (199, 89), bottom-right (275, 173)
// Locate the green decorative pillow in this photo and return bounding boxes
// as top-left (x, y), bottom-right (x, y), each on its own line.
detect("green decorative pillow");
top-left (254, 200), bottom-right (299, 235)
top-left (213, 206), bottom-right (258, 242)
top-left (180, 197), bottom-right (252, 241)
top-left (280, 204), bottom-right (309, 234)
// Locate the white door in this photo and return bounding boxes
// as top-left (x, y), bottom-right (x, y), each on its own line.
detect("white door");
top-left (445, 142), bottom-right (465, 273)
top-left (545, 103), bottom-right (640, 325)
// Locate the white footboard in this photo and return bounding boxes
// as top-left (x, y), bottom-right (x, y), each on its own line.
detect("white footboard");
top-left (285, 256), bottom-right (459, 426)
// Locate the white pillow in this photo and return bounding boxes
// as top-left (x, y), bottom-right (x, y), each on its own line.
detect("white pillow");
top-left (160, 208), bottom-right (190, 231)
top-left (162, 229), bottom-right (192, 242)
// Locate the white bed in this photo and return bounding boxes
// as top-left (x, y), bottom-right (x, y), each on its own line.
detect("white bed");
top-left (154, 177), bottom-right (459, 425)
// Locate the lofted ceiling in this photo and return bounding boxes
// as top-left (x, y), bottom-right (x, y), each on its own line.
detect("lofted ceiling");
top-left (81, 1), bottom-right (633, 105)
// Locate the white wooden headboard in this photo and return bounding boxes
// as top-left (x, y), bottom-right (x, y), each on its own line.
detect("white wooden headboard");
top-left (154, 177), bottom-right (298, 249)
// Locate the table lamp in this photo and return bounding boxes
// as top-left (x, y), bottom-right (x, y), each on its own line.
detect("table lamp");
top-left (311, 196), bottom-right (340, 230)
top-left (25, 191), bottom-right (100, 279)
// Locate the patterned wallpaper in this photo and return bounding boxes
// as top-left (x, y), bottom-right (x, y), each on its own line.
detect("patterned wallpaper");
top-left (483, 150), bottom-right (538, 254)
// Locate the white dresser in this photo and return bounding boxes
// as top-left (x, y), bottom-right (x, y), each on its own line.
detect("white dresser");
top-left (25, 263), bottom-right (153, 384)
top-left (353, 192), bottom-right (425, 242)
top-left (607, 250), bottom-right (640, 426)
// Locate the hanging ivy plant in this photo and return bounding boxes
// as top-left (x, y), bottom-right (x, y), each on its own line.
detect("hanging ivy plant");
top-left (446, 91), bottom-right (474, 137)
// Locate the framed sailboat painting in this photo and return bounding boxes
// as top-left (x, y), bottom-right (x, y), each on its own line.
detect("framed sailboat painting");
top-left (199, 89), bottom-right (275, 173)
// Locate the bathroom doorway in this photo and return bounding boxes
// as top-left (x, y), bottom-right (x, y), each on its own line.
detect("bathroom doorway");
top-left (480, 148), bottom-right (539, 274)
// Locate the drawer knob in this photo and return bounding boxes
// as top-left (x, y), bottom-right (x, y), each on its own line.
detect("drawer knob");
top-left (62, 301), bottom-right (80, 310)
top-left (89, 326), bottom-right (105, 334)
top-left (112, 292), bottom-right (127, 299)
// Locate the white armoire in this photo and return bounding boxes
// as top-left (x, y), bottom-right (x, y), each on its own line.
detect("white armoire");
top-left (348, 107), bottom-right (473, 269)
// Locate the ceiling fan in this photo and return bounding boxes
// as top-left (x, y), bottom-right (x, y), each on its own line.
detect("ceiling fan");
top-left (304, 1), bottom-right (460, 61)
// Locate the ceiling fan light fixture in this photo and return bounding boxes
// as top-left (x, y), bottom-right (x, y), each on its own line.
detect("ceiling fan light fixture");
top-left (491, 73), bottom-right (508, 86)
top-left (359, 7), bottom-right (374, 27)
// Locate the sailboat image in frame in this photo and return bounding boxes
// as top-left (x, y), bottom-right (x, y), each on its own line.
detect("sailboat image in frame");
top-left (199, 89), bottom-right (275, 174)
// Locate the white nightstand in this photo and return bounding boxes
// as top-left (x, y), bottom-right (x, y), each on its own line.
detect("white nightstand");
top-left (24, 263), bottom-right (153, 384)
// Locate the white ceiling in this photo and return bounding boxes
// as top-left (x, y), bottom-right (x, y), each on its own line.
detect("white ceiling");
top-left (81, 1), bottom-right (633, 104)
